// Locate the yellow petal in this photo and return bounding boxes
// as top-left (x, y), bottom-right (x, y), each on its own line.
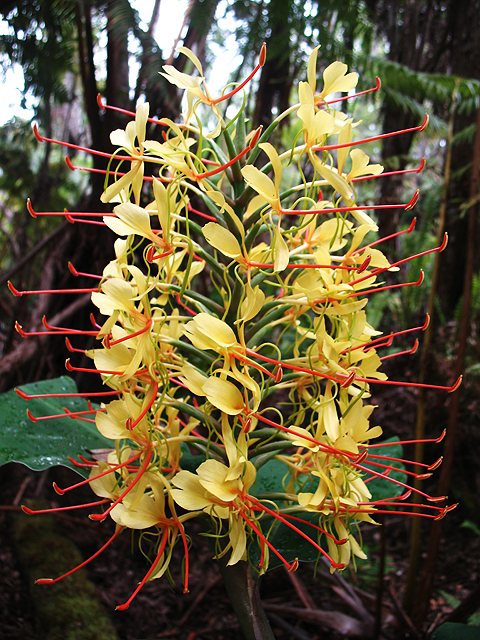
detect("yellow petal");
top-left (95, 400), bottom-right (131, 440)
top-left (320, 61), bottom-right (358, 98)
top-left (179, 363), bottom-right (208, 396)
top-left (348, 148), bottom-right (383, 180)
top-left (100, 164), bottom-right (142, 203)
top-left (176, 46), bottom-right (204, 75)
top-left (313, 161), bottom-right (353, 201)
top-left (241, 165), bottom-right (277, 202)
top-left (307, 45), bottom-right (321, 93)
top-left (135, 102), bottom-right (149, 144)
top-left (110, 202), bottom-right (156, 240)
top-left (259, 142), bottom-right (282, 192)
top-left (337, 121), bottom-right (352, 176)
top-left (227, 517), bottom-right (247, 565)
top-left (171, 470), bottom-right (213, 510)
top-left (202, 376), bottom-right (244, 415)
top-left (273, 225), bottom-right (289, 272)
top-left (202, 222), bottom-right (242, 258)
top-left (240, 284), bottom-right (265, 322)
top-left (183, 313), bottom-right (237, 351)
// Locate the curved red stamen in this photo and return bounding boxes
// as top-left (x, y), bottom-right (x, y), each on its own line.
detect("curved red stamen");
top-left (116, 527), bottom-right (169, 610)
top-left (16, 388), bottom-right (120, 400)
top-left (27, 407), bottom-right (102, 423)
top-left (128, 382), bottom-right (158, 430)
top-left (106, 319), bottom-right (153, 347)
top-left (379, 339), bottom-right (419, 361)
top-left (36, 526), bottom-right (123, 585)
top-left (212, 45), bottom-right (266, 105)
top-left (351, 159), bottom-right (425, 183)
top-left (22, 500), bottom-right (109, 514)
top-left (246, 495), bottom-right (345, 568)
top-left (239, 510), bottom-right (296, 572)
top-left (319, 76), bottom-right (381, 107)
top-left (311, 114), bottom-right (429, 153)
top-left (195, 127), bottom-right (262, 179)
top-left (8, 284), bottom-right (98, 296)
top-left (89, 448), bottom-right (153, 521)
top-left (53, 449), bottom-right (143, 495)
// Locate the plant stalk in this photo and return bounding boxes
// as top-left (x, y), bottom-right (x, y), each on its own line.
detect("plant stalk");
top-left (217, 559), bottom-right (276, 640)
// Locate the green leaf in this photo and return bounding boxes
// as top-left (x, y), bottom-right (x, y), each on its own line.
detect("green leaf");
top-left (251, 460), bottom-right (326, 570)
top-left (249, 443), bottom-right (407, 572)
top-left (431, 623), bottom-right (480, 640)
top-left (363, 437), bottom-right (406, 502)
top-left (253, 458), bottom-right (289, 495)
top-left (0, 377), bottom-right (113, 477)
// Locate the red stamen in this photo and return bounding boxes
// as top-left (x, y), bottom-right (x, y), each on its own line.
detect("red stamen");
top-left (354, 461), bottom-right (444, 503)
top-left (177, 521), bottom-right (190, 593)
top-left (211, 44), bottom-right (266, 105)
top-left (26, 201), bottom-right (115, 219)
top-left (27, 407), bottom-right (102, 423)
top-left (65, 338), bottom-right (86, 353)
top-left (366, 430), bottom-right (446, 449)
top-left (116, 527), bottom-right (169, 610)
top-left (246, 495), bottom-right (345, 569)
top-left (8, 281), bottom-right (98, 296)
top-left (89, 448), bottom-right (153, 521)
top-left (128, 382), bottom-right (158, 430)
top-left (278, 512), bottom-right (346, 545)
top-left (174, 294), bottom-right (197, 316)
top-left (243, 347), bottom-right (352, 387)
top-left (351, 218), bottom-right (417, 256)
top-left (239, 510), bottom-right (297, 572)
top-left (311, 114), bottom-right (429, 153)
top-left (347, 233), bottom-right (447, 289)
top-left (318, 76), bottom-right (381, 106)
top-left (195, 127), bottom-right (262, 179)
top-left (68, 262), bottom-right (103, 279)
top-left (280, 192), bottom-right (419, 216)
top-left (97, 94), bottom-right (170, 128)
top-left (64, 216), bottom-right (108, 226)
top-left (428, 457), bottom-right (443, 471)
top-left (65, 359), bottom-right (149, 376)
top-left (22, 500), bottom-right (109, 514)
top-left (187, 203), bottom-right (217, 222)
top-left (106, 319), bottom-right (153, 347)
top-left (53, 450), bottom-right (144, 495)
top-left (351, 158), bottom-right (425, 182)
top-left (34, 124), bottom-right (137, 162)
top-left (65, 157), bottom-right (158, 183)
top-left (36, 526), bottom-right (123, 585)
top-left (379, 339), bottom-right (419, 361)
top-left (16, 388), bottom-right (120, 401)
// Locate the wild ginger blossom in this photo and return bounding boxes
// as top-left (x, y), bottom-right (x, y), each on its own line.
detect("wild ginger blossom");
top-left (12, 46), bottom-right (460, 608)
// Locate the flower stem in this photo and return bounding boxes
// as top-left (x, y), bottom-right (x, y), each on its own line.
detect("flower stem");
top-left (217, 559), bottom-right (276, 640)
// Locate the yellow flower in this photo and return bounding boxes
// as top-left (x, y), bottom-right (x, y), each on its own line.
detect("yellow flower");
top-left (101, 102), bottom-right (149, 204)
top-left (171, 457), bottom-right (256, 566)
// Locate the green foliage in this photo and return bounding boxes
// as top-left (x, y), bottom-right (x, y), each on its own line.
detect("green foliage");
top-left (362, 438), bottom-right (406, 502)
top-left (247, 449), bottom-right (406, 571)
top-left (0, 377), bottom-right (113, 477)
top-left (439, 591), bottom-right (480, 628)
top-left (432, 623), bottom-right (480, 638)
top-left (0, 0), bottom-right (77, 113)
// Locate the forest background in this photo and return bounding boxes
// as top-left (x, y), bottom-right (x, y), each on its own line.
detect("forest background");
top-left (0, 1), bottom-right (480, 639)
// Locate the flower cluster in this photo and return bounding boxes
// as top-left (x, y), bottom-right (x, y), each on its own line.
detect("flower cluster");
top-left (13, 45), bottom-right (459, 609)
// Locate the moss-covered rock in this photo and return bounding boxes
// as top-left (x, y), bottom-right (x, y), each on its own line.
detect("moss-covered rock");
top-left (13, 507), bottom-right (119, 640)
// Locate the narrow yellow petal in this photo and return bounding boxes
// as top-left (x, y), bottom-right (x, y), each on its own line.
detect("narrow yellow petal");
top-left (202, 222), bottom-right (242, 258)
top-left (202, 376), bottom-right (244, 415)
